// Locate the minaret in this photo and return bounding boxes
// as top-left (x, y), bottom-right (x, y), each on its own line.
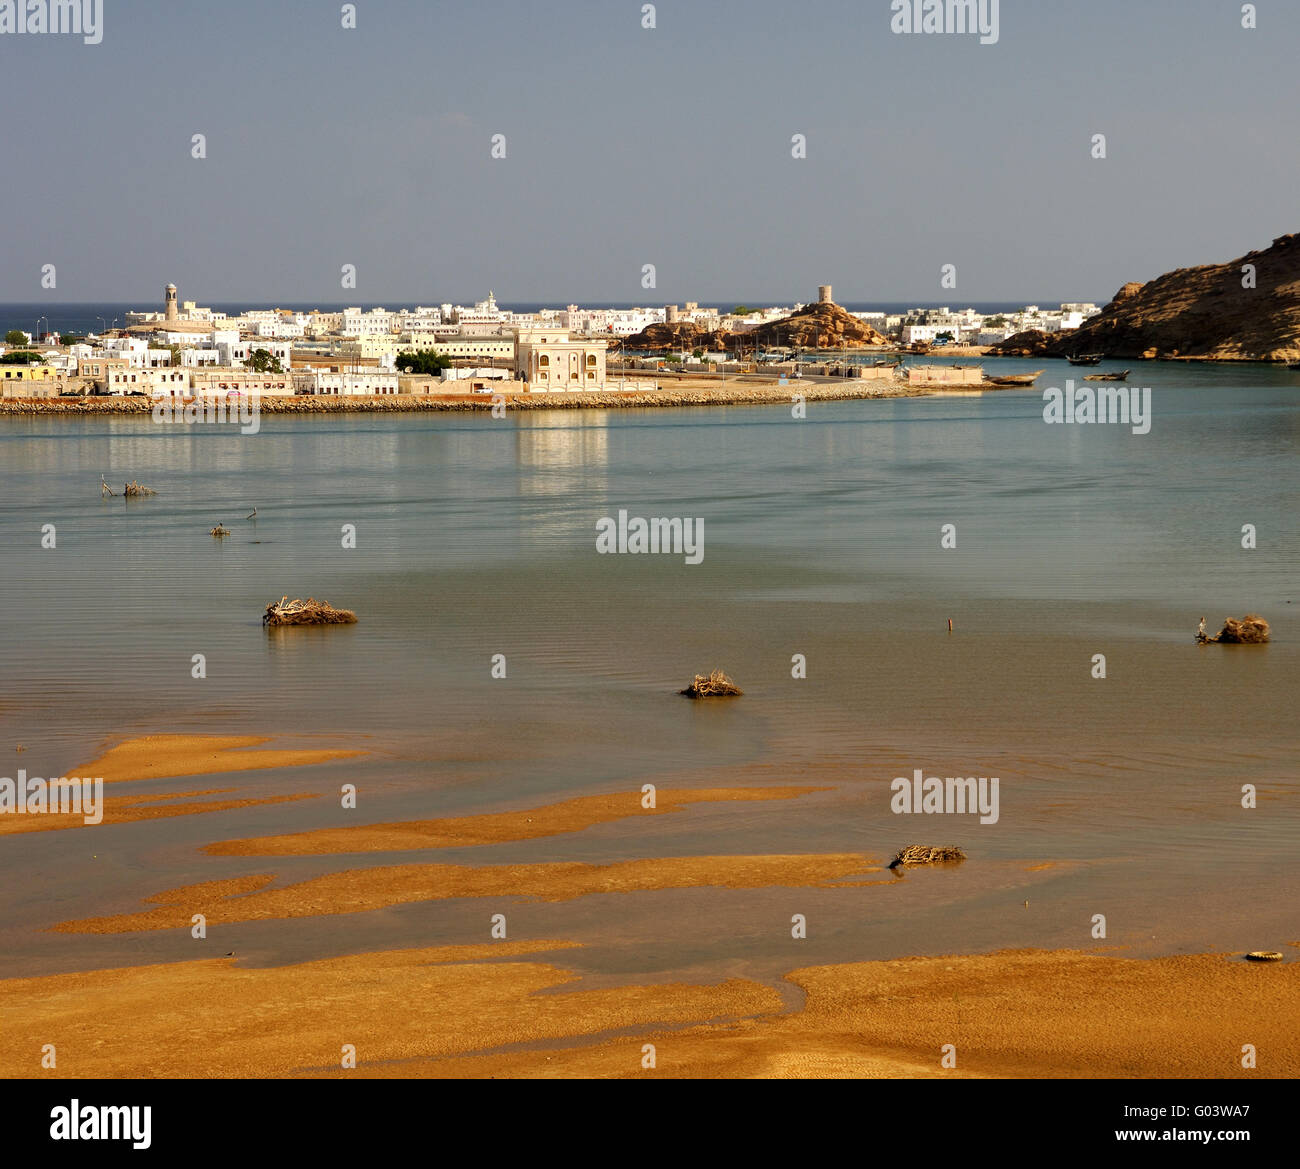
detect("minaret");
top-left (165, 283), bottom-right (179, 322)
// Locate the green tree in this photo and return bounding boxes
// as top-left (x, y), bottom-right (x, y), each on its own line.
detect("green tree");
top-left (244, 348), bottom-right (283, 373)
top-left (1, 350), bottom-right (43, 365)
top-left (395, 349), bottom-right (453, 376)
top-left (60, 333), bottom-right (87, 346)
top-left (4, 330), bottom-right (29, 346)
top-left (732, 306), bottom-right (757, 316)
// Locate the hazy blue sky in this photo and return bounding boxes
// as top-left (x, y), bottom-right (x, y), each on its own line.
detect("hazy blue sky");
top-left (2, 0), bottom-right (1296, 305)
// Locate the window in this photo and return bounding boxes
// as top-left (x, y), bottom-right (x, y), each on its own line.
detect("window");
top-left (539, 354), bottom-right (549, 367)
top-left (587, 354), bottom-right (596, 366)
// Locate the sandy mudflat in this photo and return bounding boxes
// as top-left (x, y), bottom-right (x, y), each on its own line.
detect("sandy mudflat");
top-left (204, 785), bottom-right (830, 856)
top-left (408, 949), bottom-right (1300, 1079)
top-left (2, 946), bottom-right (1291, 1079)
top-left (74, 733), bottom-right (364, 784)
top-left (0, 732), bottom-right (361, 834)
top-left (0, 789), bottom-right (315, 837)
top-left (54, 853), bottom-right (887, 933)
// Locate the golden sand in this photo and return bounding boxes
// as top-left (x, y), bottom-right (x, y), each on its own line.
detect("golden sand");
top-left (205, 786), bottom-right (829, 856)
top-left (75, 733), bottom-right (364, 785)
top-left (2, 946), bottom-right (1291, 1078)
top-left (54, 853), bottom-right (886, 934)
top-left (0, 943), bottom-right (782, 1079)
top-left (0, 733), bottom-right (361, 835)
top-left (0, 790), bottom-right (315, 837)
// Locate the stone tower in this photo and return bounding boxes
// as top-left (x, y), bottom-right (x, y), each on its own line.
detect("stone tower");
top-left (818, 285), bottom-right (833, 304)
top-left (165, 283), bottom-right (178, 322)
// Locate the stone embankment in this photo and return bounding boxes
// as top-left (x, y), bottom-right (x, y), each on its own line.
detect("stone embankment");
top-left (0, 379), bottom-right (911, 416)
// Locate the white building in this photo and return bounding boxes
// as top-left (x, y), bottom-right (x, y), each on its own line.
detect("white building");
top-left (217, 338), bottom-right (294, 370)
top-left (295, 370), bottom-right (400, 396)
top-left (515, 333), bottom-right (608, 390)
top-left (340, 307), bottom-right (397, 337)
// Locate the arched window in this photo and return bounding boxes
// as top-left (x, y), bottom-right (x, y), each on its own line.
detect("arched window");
top-left (539, 354), bottom-right (549, 367)
top-left (586, 354), bottom-right (596, 366)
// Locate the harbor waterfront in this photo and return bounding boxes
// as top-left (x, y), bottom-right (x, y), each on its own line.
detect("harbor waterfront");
top-left (0, 360), bottom-right (1296, 1076)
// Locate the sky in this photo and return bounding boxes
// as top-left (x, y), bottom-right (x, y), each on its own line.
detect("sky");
top-left (1, 0), bottom-right (1297, 306)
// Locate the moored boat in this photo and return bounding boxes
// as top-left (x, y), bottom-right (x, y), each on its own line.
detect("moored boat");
top-left (1082, 368), bottom-right (1131, 381)
top-left (1067, 353), bottom-right (1104, 366)
top-left (985, 369), bottom-right (1044, 386)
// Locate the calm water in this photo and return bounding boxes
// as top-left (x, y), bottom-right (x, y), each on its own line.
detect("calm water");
top-left (1, 359), bottom-right (1297, 980)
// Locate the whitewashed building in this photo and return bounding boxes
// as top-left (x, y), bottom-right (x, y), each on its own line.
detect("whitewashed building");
top-left (295, 370), bottom-right (400, 396)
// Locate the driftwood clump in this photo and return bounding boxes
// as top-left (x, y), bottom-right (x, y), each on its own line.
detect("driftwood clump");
top-left (680, 669), bottom-right (743, 698)
top-left (1200, 615), bottom-right (1270, 644)
top-left (101, 476), bottom-right (157, 497)
top-left (210, 524), bottom-right (230, 537)
top-left (263, 596), bottom-right (357, 627)
top-left (889, 845), bottom-right (966, 870)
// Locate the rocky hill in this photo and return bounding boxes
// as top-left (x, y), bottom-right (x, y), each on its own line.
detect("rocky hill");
top-left (741, 301), bottom-right (888, 349)
top-left (990, 233), bottom-right (1300, 362)
top-left (621, 321), bottom-right (727, 352)
top-left (624, 300), bottom-right (888, 353)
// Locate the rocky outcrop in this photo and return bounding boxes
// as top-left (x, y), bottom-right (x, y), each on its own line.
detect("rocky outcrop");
top-left (621, 321), bottom-right (727, 352)
top-left (989, 233), bottom-right (1300, 362)
top-left (741, 301), bottom-right (888, 349)
top-left (624, 300), bottom-right (888, 352)
top-left (987, 329), bottom-right (1055, 357)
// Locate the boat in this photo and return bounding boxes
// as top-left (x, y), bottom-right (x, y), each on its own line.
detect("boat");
top-left (985, 369), bottom-right (1044, 386)
top-left (1067, 353), bottom-right (1104, 366)
top-left (1288, 362), bottom-right (1300, 370)
top-left (1082, 368), bottom-right (1131, 381)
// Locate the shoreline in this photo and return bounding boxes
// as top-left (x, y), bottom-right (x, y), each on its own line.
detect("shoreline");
top-left (1, 944), bottom-right (1293, 1078)
top-left (4, 732), bottom-right (1296, 1077)
top-left (0, 379), bottom-right (922, 415)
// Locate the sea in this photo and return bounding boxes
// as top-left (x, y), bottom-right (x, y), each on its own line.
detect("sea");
top-left (0, 358), bottom-right (1296, 984)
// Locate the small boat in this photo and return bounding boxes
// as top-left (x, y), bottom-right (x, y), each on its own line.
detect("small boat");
top-left (985, 369), bottom-right (1044, 386)
top-left (1067, 353), bottom-right (1104, 366)
top-left (1082, 368), bottom-right (1131, 381)
top-left (1288, 362), bottom-right (1300, 370)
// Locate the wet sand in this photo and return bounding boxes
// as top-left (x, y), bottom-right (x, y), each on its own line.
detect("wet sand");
top-left (8, 731), bottom-right (1296, 1079)
top-left (74, 733), bottom-right (364, 784)
top-left (205, 786), bottom-right (830, 856)
top-left (1, 945), bottom-right (1291, 1079)
top-left (54, 853), bottom-right (887, 933)
top-left (0, 789), bottom-right (315, 837)
top-left (0, 733), bottom-right (361, 836)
